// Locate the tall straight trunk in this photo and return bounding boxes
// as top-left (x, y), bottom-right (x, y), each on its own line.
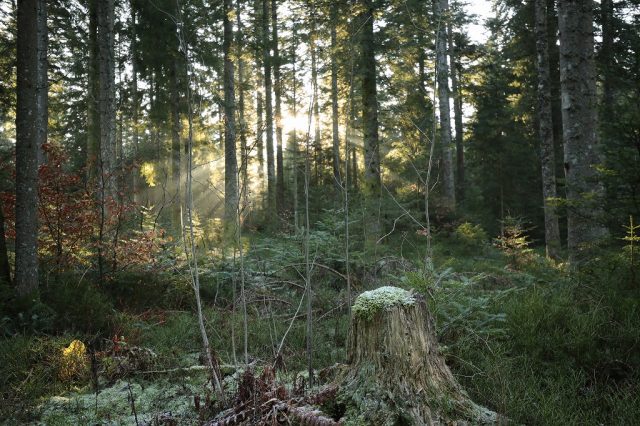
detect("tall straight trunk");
top-left (170, 61), bottom-right (181, 228)
top-left (435, 0), bottom-right (455, 210)
top-left (290, 27), bottom-right (299, 229)
top-left (557, 0), bottom-right (608, 265)
top-left (223, 0), bottom-right (238, 227)
top-left (131, 3), bottom-right (139, 204)
top-left (272, 0), bottom-right (285, 212)
top-left (256, 91), bottom-right (265, 188)
top-left (0, 197), bottom-right (11, 284)
top-left (535, 0), bottom-right (561, 259)
top-left (262, 0), bottom-right (276, 214)
top-left (36, 0), bottom-right (47, 164)
top-left (360, 0), bottom-right (381, 197)
top-left (97, 0), bottom-right (116, 199)
top-left (236, 0), bottom-right (249, 208)
top-left (600, 0), bottom-right (614, 113)
top-left (254, 0), bottom-right (265, 195)
top-left (418, 49), bottom-right (427, 149)
top-left (330, 3), bottom-right (341, 191)
top-left (310, 13), bottom-right (321, 184)
top-left (15, 0), bottom-right (43, 297)
top-left (87, 0), bottom-right (99, 183)
top-left (448, 24), bottom-right (464, 202)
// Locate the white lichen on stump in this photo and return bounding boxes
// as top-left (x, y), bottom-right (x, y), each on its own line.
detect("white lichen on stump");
top-left (338, 286), bottom-right (497, 425)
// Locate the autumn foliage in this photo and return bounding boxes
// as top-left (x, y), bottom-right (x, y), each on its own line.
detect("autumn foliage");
top-left (1, 143), bottom-right (164, 274)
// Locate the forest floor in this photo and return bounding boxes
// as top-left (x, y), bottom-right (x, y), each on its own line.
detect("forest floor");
top-left (1, 217), bottom-right (640, 425)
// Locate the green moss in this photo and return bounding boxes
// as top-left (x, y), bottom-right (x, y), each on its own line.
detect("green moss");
top-left (352, 286), bottom-right (415, 321)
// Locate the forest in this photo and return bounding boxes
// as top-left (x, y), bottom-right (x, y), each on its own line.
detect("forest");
top-left (1, 0), bottom-right (639, 424)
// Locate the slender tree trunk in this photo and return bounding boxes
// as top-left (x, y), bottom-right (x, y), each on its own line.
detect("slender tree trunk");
top-left (535, 0), bottom-right (561, 259)
top-left (557, 0), bottom-right (608, 265)
top-left (15, 0), bottom-right (43, 297)
top-left (601, 0), bottom-right (614, 113)
top-left (310, 12), bottom-right (321, 185)
top-left (97, 0), bottom-right (116, 199)
top-left (0, 197), bottom-right (12, 284)
top-left (272, 0), bottom-right (285, 213)
top-left (237, 0), bottom-right (249, 210)
top-left (360, 0), bottom-right (381, 243)
top-left (253, 0), bottom-right (265, 199)
top-left (87, 0), bottom-right (99, 183)
top-left (448, 24), bottom-right (464, 202)
top-left (35, 0), bottom-right (47, 164)
top-left (262, 0), bottom-right (276, 215)
top-left (131, 4), bottom-right (139, 205)
top-left (435, 0), bottom-right (455, 210)
top-left (223, 0), bottom-right (238, 228)
top-left (170, 61), bottom-right (182, 229)
top-left (257, 91), bottom-right (265, 192)
top-left (290, 27), bottom-right (299, 230)
top-left (330, 3), bottom-right (342, 192)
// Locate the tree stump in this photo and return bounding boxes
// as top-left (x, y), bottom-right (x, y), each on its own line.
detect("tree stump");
top-left (337, 286), bottom-right (497, 425)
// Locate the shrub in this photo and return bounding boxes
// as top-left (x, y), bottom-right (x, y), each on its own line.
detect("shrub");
top-left (454, 222), bottom-right (488, 249)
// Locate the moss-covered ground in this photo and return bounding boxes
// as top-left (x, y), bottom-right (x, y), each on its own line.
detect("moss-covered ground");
top-left (1, 213), bottom-right (639, 425)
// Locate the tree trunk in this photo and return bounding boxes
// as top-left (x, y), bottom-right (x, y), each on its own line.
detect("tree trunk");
top-left (15, 0), bottom-right (43, 297)
top-left (290, 27), bottom-right (299, 230)
top-left (0, 197), bottom-right (12, 284)
top-left (257, 91), bottom-right (265, 193)
top-left (448, 24), bottom-right (464, 202)
top-left (170, 61), bottom-right (182, 229)
top-left (262, 0), bottom-right (276, 215)
top-left (535, 0), bottom-right (561, 260)
top-left (435, 0), bottom-right (455, 210)
top-left (600, 0), bottom-right (614, 113)
top-left (310, 13), bottom-right (321, 185)
top-left (224, 0), bottom-right (238, 228)
top-left (97, 0), bottom-right (116, 199)
top-left (87, 0), bottom-right (99, 184)
top-left (557, 0), bottom-right (608, 265)
top-left (35, 0), bottom-right (47, 165)
top-left (272, 0), bottom-right (285, 213)
top-left (360, 0), bottom-right (381, 241)
top-left (339, 287), bottom-right (497, 424)
top-left (330, 3), bottom-right (342, 192)
top-left (131, 3), bottom-right (139, 205)
top-left (237, 0), bottom-right (249, 210)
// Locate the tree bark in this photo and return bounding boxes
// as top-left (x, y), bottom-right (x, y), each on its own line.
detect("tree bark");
top-left (435, 0), bottom-right (455, 210)
top-left (131, 3), bottom-right (139, 205)
top-left (330, 3), bottom-right (342, 192)
top-left (535, 0), bottom-right (561, 260)
top-left (290, 27), bottom-right (299, 229)
top-left (97, 0), bottom-right (116, 199)
top-left (87, 0), bottom-right (99, 184)
top-left (170, 61), bottom-right (182, 229)
top-left (223, 0), bottom-right (238, 228)
top-left (310, 12), bottom-right (321, 184)
top-left (557, 0), bottom-right (608, 265)
top-left (360, 0), bottom-right (381, 242)
top-left (600, 0), bottom-right (614, 113)
top-left (35, 0), bottom-right (47, 165)
top-left (448, 23), bottom-right (464, 202)
top-left (15, 0), bottom-right (43, 297)
top-left (237, 0), bottom-right (249, 209)
top-left (262, 0), bottom-right (276, 215)
top-left (272, 0), bottom-right (285, 213)
top-left (0, 197), bottom-right (12, 285)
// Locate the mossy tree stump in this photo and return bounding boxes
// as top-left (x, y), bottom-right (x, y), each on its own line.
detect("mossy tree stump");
top-left (338, 286), bottom-right (497, 425)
